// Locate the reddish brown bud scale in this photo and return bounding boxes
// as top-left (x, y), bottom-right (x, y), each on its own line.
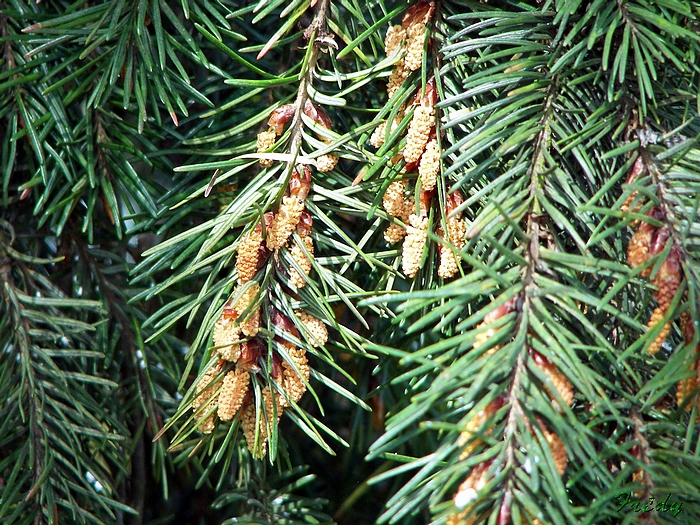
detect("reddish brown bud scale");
top-left (484, 296), bottom-right (518, 324)
top-left (304, 100), bottom-right (333, 129)
top-left (296, 210), bottom-right (313, 237)
top-left (268, 104), bottom-right (296, 135)
top-left (271, 353), bottom-right (284, 381)
top-left (446, 189), bottom-right (465, 217)
top-left (419, 187), bottom-right (434, 215)
top-left (239, 338), bottom-right (263, 369)
top-left (271, 309), bottom-right (300, 338)
top-left (626, 155), bottom-right (645, 185)
top-left (649, 225), bottom-right (672, 257)
top-left (497, 492), bottom-right (511, 525)
top-left (289, 166), bottom-right (312, 201)
top-left (401, 1), bottom-right (434, 29)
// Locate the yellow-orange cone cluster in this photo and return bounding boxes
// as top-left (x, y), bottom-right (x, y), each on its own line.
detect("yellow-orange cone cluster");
top-left (191, 360), bottom-right (226, 434)
top-left (374, 69), bottom-right (464, 278)
top-left (537, 418), bottom-right (567, 476)
top-left (530, 348), bottom-right (575, 410)
top-left (288, 235), bottom-right (314, 289)
top-left (471, 296), bottom-right (517, 354)
top-left (384, 2), bottom-right (434, 98)
top-left (676, 313), bottom-right (700, 412)
top-left (447, 461), bottom-right (492, 525)
top-left (256, 129), bottom-right (277, 167)
top-left (255, 104), bottom-right (296, 167)
top-left (200, 81), bottom-right (347, 458)
top-left (194, 166), bottom-right (320, 445)
top-left (620, 155), bottom-right (645, 217)
top-left (457, 396), bottom-right (505, 458)
top-left (296, 310), bottom-right (328, 347)
top-left (647, 246), bottom-right (681, 355)
top-left (437, 192), bottom-right (467, 279)
top-left (402, 214), bottom-right (429, 277)
top-left (373, 4), bottom-right (469, 281)
top-left (217, 368), bottom-right (250, 421)
top-left (231, 310), bottom-right (314, 457)
top-left (626, 206), bottom-right (683, 355)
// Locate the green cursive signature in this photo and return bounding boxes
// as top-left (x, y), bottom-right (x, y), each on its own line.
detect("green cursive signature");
top-left (616, 492), bottom-right (683, 517)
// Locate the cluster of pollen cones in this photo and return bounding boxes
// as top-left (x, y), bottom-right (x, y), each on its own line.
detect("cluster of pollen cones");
top-left (448, 298), bottom-right (573, 525)
top-left (193, 98), bottom-right (338, 456)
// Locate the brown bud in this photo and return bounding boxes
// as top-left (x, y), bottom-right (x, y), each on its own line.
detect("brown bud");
top-left (289, 166), bottom-right (312, 201)
top-left (271, 308), bottom-right (300, 338)
top-left (271, 353), bottom-right (284, 381)
top-left (446, 189), bottom-right (465, 217)
top-left (413, 77), bottom-right (438, 107)
top-left (649, 225), bottom-right (672, 257)
top-left (543, 426), bottom-right (568, 476)
top-left (647, 247), bottom-right (682, 355)
top-left (268, 104), bottom-right (296, 135)
top-left (498, 492), bottom-right (511, 525)
top-left (625, 155), bottom-right (645, 185)
top-left (239, 338), bottom-right (264, 369)
top-left (452, 460), bottom-right (492, 511)
top-left (458, 395), bottom-right (506, 458)
top-left (627, 221), bottom-right (656, 270)
top-left (530, 349), bottom-right (574, 408)
top-left (296, 209), bottom-right (313, 237)
top-left (419, 187), bottom-right (434, 215)
top-left (402, 1), bottom-right (434, 29)
top-left (304, 100), bottom-right (332, 129)
top-left (484, 296), bottom-right (518, 324)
